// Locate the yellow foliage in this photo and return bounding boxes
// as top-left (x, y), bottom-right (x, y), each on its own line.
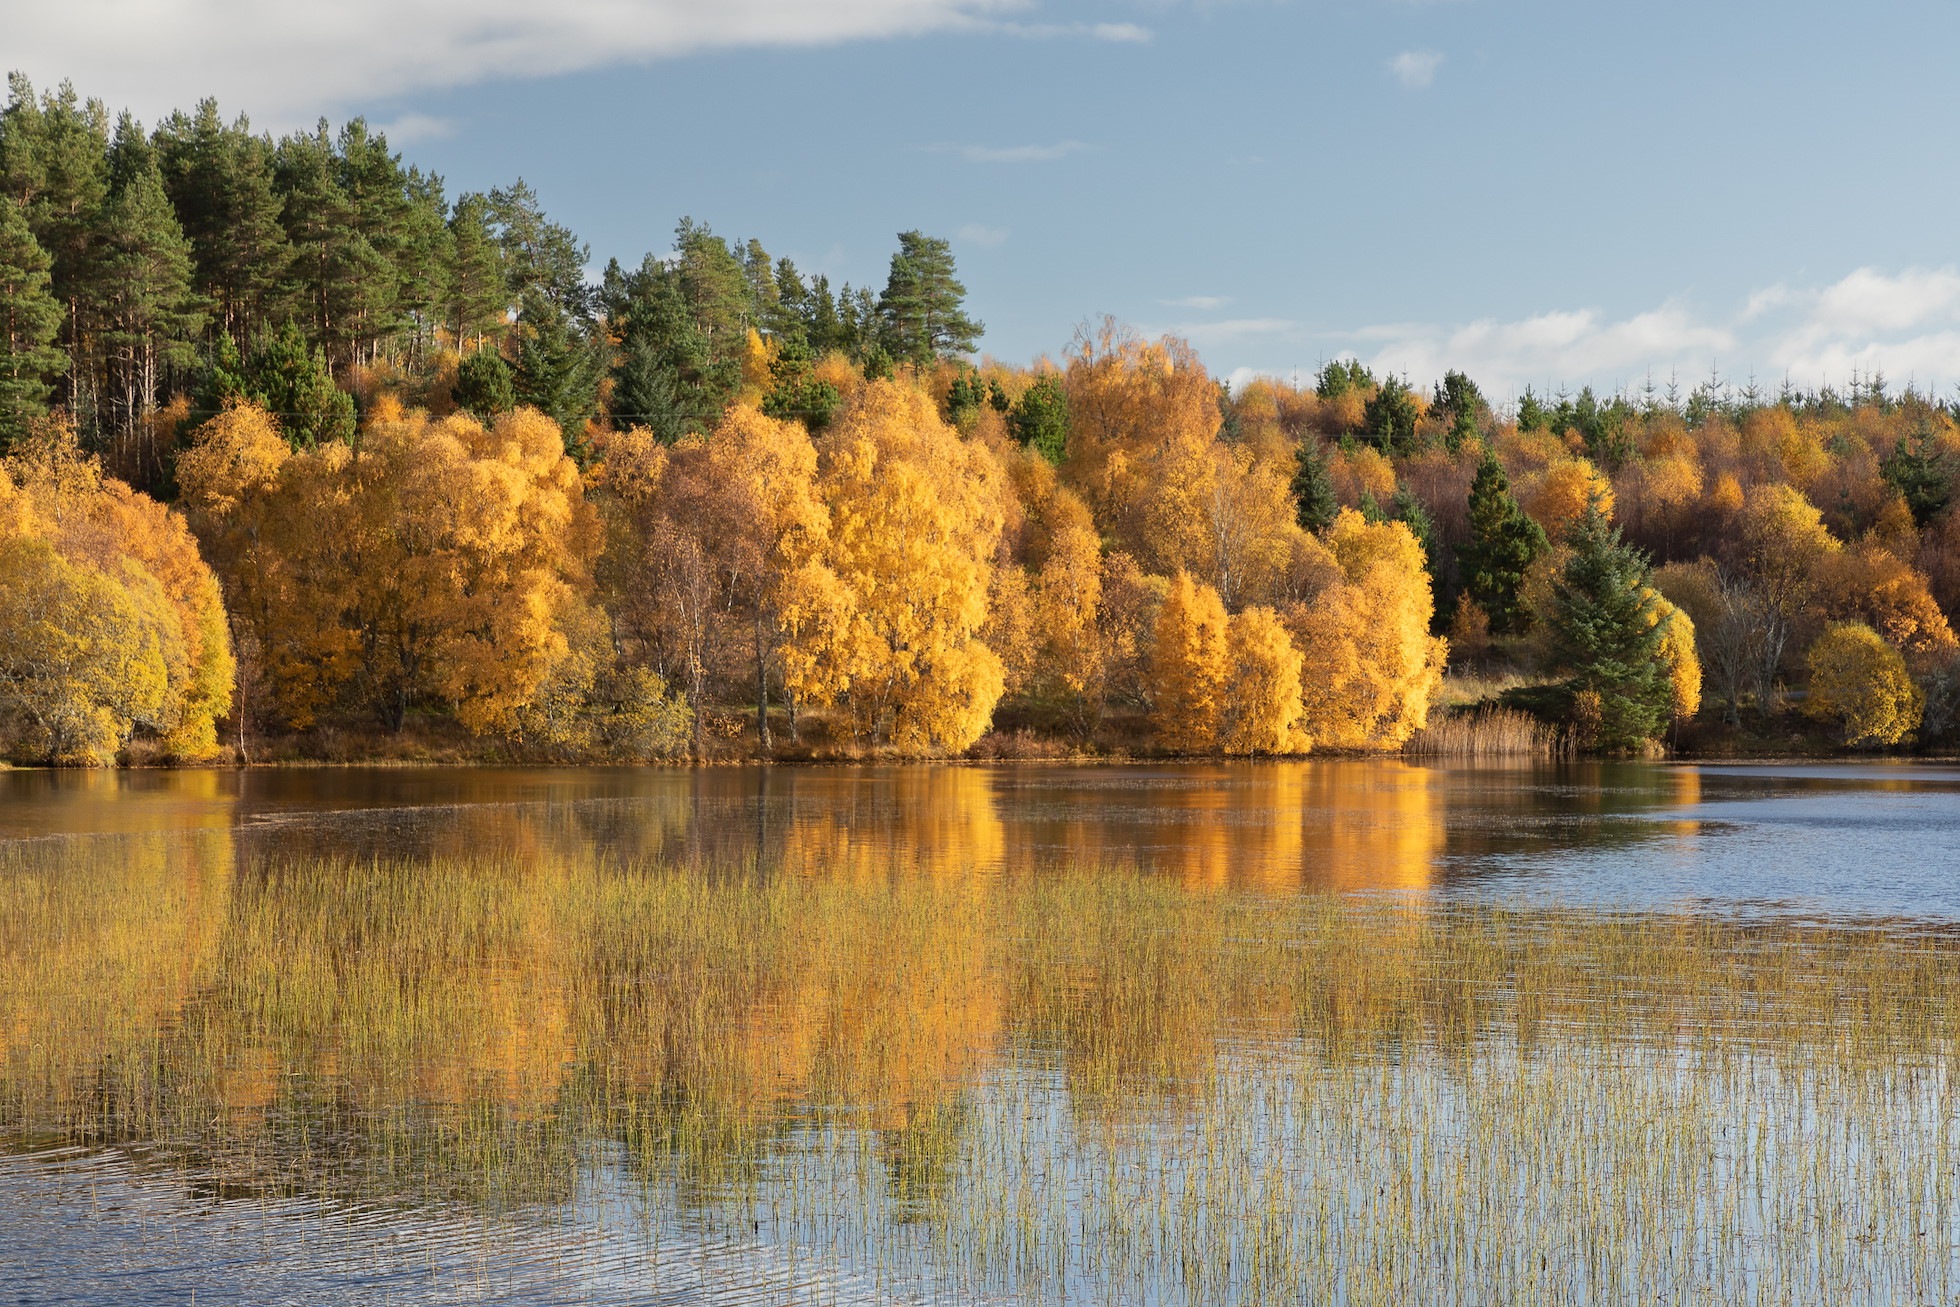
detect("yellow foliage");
top-left (1220, 605), bottom-right (1307, 755)
top-left (1804, 621), bottom-right (1923, 747)
top-left (0, 536), bottom-right (173, 764)
top-left (180, 403), bottom-right (597, 734)
top-left (1647, 592), bottom-right (1702, 720)
top-left (1060, 322), bottom-right (1222, 580)
top-left (1148, 571), bottom-right (1229, 752)
top-left (1289, 511), bottom-right (1447, 749)
top-left (1815, 542), bottom-right (1957, 657)
top-left (810, 381), bottom-right (1007, 753)
top-left (1330, 444), bottom-right (1397, 512)
top-left (1738, 481), bottom-right (1839, 616)
top-left (1, 425), bottom-right (234, 762)
top-left (1524, 457), bottom-right (1613, 537)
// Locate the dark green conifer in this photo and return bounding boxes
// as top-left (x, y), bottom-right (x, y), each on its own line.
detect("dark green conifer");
top-left (877, 231), bottom-right (981, 365)
top-left (512, 290), bottom-right (603, 460)
top-left (452, 347), bottom-right (515, 421)
top-left (1290, 437), bottom-right (1338, 532)
top-left (1009, 374), bottom-right (1068, 463)
top-left (1456, 450), bottom-right (1547, 635)
top-left (1544, 500), bottom-right (1674, 750)
top-left (0, 197), bottom-right (65, 450)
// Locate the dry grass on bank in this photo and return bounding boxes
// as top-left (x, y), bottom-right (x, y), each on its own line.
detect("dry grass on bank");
top-left (1404, 705), bottom-right (1566, 758)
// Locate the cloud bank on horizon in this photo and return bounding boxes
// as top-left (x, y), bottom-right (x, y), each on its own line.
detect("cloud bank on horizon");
top-left (1199, 266), bottom-right (1960, 404)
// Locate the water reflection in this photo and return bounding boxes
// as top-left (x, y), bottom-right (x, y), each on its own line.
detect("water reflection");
top-left (6, 759), bottom-right (1960, 1303)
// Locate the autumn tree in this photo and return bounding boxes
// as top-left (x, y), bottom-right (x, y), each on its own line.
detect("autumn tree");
top-left (0, 423), bottom-right (232, 762)
top-left (801, 380), bottom-right (1006, 753)
top-left (1148, 571), bottom-right (1229, 752)
top-left (1804, 621), bottom-right (1922, 747)
top-left (179, 402), bottom-right (597, 735)
top-left (1290, 511), bottom-right (1446, 749)
top-left (1220, 605), bottom-right (1306, 755)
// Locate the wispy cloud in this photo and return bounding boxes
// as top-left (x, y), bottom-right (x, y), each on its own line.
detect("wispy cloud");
top-left (956, 224), bottom-right (1010, 248)
top-left (1172, 317), bottom-right (1298, 344)
top-left (1159, 295), bottom-right (1231, 310)
top-left (929, 140), bottom-right (1090, 163)
top-left (376, 112), bottom-right (456, 144)
top-left (1388, 50), bottom-right (1444, 89)
top-left (989, 19), bottom-right (1153, 41)
top-left (6, 0), bottom-right (1033, 123)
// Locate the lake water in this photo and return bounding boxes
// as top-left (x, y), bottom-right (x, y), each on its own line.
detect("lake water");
top-left (3, 760), bottom-right (1958, 1303)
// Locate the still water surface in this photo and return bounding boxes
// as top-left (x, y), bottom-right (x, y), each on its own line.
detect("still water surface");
top-left (2, 760), bottom-right (1957, 1303)
top-left (0, 758), bottom-right (1954, 913)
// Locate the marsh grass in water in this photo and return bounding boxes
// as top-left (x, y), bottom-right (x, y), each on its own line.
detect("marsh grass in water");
top-left (4, 834), bottom-right (1960, 1302)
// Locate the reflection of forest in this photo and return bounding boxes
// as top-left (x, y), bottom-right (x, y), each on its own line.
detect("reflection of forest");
top-left (0, 760), bottom-right (1744, 1213)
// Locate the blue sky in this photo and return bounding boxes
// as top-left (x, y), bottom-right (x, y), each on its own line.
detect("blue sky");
top-left (14, 0), bottom-right (1960, 399)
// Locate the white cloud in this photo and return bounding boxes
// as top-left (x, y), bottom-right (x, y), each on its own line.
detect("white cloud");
top-left (1173, 317), bottom-right (1297, 344)
top-left (376, 113), bottom-right (457, 145)
top-left (1304, 266), bottom-right (1960, 401)
top-left (956, 223), bottom-right (1010, 247)
top-left (4, 0), bottom-right (1035, 123)
top-left (932, 140), bottom-right (1089, 163)
top-left (991, 19), bottom-right (1153, 41)
top-left (1159, 295), bottom-right (1231, 310)
top-left (1388, 50), bottom-right (1444, 90)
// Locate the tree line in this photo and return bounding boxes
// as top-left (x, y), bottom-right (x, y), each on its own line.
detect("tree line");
top-left (0, 75), bottom-right (1954, 762)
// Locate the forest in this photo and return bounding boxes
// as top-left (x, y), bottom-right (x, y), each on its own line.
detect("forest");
top-left (0, 74), bottom-right (1954, 765)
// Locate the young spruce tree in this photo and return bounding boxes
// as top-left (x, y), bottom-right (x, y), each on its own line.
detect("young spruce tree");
top-left (1290, 437), bottom-right (1338, 532)
top-left (1546, 499), bottom-right (1675, 751)
top-left (1456, 449), bottom-right (1547, 634)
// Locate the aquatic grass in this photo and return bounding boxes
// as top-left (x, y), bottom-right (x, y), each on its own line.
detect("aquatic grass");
top-left (3, 839), bottom-right (1960, 1301)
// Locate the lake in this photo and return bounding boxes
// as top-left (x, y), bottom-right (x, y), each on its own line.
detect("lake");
top-left (2, 760), bottom-right (1958, 1303)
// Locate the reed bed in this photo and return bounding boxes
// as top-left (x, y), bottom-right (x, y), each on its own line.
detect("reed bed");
top-left (3, 836), bottom-right (1959, 1302)
top-left (1404, 705), bottom-right (1566, 758)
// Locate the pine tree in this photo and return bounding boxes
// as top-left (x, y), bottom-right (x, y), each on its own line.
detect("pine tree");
top-left (512, 290), bottom-right (603, 460)
top-left (877, 231), bottom-right (981, 364)
top-left (604, 256), bottom-right (734, 440)
top-left (1290, 437), bottom-right (1338, 532)
top-left (1363, 375), bottom-right (1420, 455)
top-left (243, 321), bottom-right (354, 448)
top-left (759, 332), bottom-right (840, 434)
top-left (153, 100), bottom-right (289, 345)
top-left (391, 166), bottom-right (451, 363)
top-left (90, 125), bottom-right (205, 449)
top-left (275, 123), bottom-right (390, 368)
top-left (446, 193), bottom-right (508, 350)
top-left (1008, 374), bottom-right (1068, 463)
top-left (486, 180), bottom-right (588, 316)
top-left (452, 347), bottom-right (514, 420)
top-left (0, 77), bottom-right (109, 425)
top-left (0, 198), bottom-right (65, 449)
top-left (1546, 500), bottom-right (1674, 751)
top-left (946, 366), bottom-right (983, 426)
top-left (1456, 450), bottom-right (1547, 635)
top-left (1391, 485), bottom-right (1439, 578)
top-left (1880, 427), bottom-right (1954, 527)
